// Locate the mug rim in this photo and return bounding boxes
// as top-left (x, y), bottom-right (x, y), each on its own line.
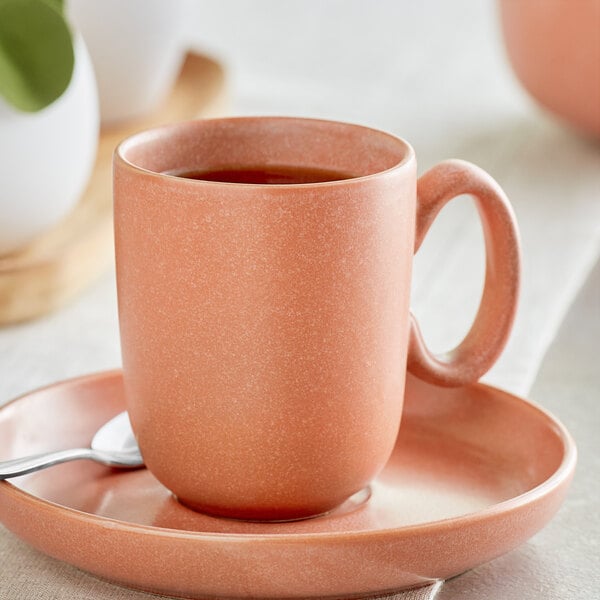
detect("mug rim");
top-left (115, 115), bottom-right (416, 189)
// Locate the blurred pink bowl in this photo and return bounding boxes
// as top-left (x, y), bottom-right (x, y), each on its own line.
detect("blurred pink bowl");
top-left (499, 0), bottom-right (600, 138)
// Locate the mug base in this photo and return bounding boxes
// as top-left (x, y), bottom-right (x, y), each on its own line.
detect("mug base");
top-left (174, 486), bottom-right (372, 523)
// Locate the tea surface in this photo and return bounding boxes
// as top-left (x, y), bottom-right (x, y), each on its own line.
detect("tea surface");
top-left (169, 165), bottom-right (354, 184)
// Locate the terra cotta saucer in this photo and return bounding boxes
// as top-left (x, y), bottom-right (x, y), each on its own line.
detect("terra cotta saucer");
top-left (0, 371), bottom-right (575, 599)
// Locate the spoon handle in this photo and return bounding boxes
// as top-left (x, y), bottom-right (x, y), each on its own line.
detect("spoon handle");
top-left (0, 448), bottom-right (95, 479)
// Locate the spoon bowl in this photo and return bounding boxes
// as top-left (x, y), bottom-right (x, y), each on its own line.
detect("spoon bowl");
top-left (0, 411), bottom-right (142, 479)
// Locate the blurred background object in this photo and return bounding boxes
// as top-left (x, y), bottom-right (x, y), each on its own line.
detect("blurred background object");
top-left (0, 0), bottom-right (225, 325)
top-left (499, 0), bottom-right (600, 139)
top-left (0, 0), bottom-right (98, 256)
top-left (68, 0), bottom-right (189, 125)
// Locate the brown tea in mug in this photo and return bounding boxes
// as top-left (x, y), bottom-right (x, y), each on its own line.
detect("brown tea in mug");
top-left (168, 165), bottom-right (354, 184)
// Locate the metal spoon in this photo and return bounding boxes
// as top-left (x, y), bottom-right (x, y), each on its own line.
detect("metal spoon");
top-left (0, 412), bottom-right (143, 479)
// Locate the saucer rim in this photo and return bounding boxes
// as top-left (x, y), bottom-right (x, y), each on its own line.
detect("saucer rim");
top-left (0, 370), bottom-right (577, 543)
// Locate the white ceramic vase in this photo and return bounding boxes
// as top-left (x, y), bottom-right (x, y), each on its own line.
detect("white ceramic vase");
top-left (68, 0), bottom-right (188, 125)
top-left (0, 36), bottom-right (99, 256)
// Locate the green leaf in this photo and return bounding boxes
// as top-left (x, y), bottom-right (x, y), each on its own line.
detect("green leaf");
top-left (0, 0), bottom-right (74, 112)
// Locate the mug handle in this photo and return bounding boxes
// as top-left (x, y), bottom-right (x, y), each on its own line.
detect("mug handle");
top-left (407, 159), bottom-right (521, 387)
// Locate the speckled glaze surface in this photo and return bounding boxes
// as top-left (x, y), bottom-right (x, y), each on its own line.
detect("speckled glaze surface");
top-left (0, 372), bottom-right (575, 598)
top-left (114, 117), bottom-right (520, 520)
top-left (499, 0), bottom-right (600, 138)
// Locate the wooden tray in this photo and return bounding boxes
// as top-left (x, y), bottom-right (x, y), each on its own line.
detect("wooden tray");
top-left (0, 52), bottom-right (226, 325)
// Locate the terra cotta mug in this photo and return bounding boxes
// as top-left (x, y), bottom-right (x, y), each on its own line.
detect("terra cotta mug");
top-left (114, 117), bottom-right (520, 521)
